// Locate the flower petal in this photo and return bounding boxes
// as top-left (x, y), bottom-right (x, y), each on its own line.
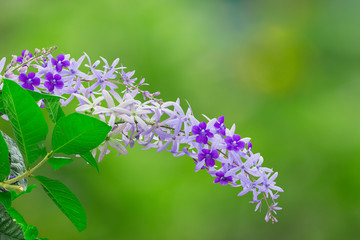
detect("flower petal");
top-left (57, 54), bottom-right (65, 61)
top-left (18, 73), bottom-right (27, 82)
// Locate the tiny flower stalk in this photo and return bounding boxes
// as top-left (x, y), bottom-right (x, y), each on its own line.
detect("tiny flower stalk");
top-left (0, 47), bottom-right (283, 223)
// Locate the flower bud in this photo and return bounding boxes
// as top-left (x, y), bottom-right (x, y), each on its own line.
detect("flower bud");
top-left (18, 66), bottom-right (27, 73)
top-left (10, 56), bottom-right (17, 66)
top-left (4, 71), bottom-right (14, 78)
top-left (23, 50), bottom-right (29, 57)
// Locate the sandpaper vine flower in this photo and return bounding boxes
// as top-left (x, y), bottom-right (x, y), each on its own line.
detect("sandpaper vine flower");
top-left (0, 47), bottom-right (283, 223)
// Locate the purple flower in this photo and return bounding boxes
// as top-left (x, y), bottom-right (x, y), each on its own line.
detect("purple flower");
top-left (225, 134), bottom-right (245, 151)
top-left (198, 149), bottom-right (219, 167)
top-left (61, 77), bottom-right (84, 106)
top-left (0, 57), bottom-right (6, 80)
top-left (18, 72), bottom-right (40, 90)
top-left (16, 50), bottom-right (33, 63)
top-left (260, 172), bottom-right (284, 195)
top-left (84, 55), bottom-right (118, 92)
top-left (61, 55), bottom-right (88, 80)
top-left (16, 57), bottom-right (23, 63)
top-left (44, 72), bottom-right (63, 92)
top-left (193, 158), bottom-right (208, 171)
top-left (51, 54), bottom-right (70, 72)
top-left (237, 174), bottom-right (261, 197)
top-left (213, 171), bottom-right (233, 185)
top-left (120, 67), bottom-right (137, 85)
top-left (214, 116), bottom-right (226, 136)
top-left (192, 122), bottom-right (214, 144)
top-left (0, 50), bottom-right (283, 223)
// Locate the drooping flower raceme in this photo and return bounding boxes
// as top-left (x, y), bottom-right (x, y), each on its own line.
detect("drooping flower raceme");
top-left (0, 47), bottom-right (283, 223)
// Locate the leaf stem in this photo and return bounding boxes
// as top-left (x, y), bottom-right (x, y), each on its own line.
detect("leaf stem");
top-left (0, 182), bottom-right (24, 192)
top-left (3, 151), bottom-right (53, 185)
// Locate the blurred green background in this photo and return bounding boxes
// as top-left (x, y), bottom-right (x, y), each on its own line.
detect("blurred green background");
top-left (1, 0), bottom-right (360, 239)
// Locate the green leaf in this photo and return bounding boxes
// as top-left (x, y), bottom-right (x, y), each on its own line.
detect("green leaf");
top-left (0, 192), bottom-right (11, 208)
top-left (0, 204), bottom-right (25, 240)
top-left (6, 206), bottom-right (43, 240)
top-left (0, 171), bottom-right (38, 238)
top-left (5, 206), bottom-right (43, 240)
top-left (0, 90), bottom-right (5, 114)
top-left (2, 80), bottom-right (48, 165)
top-left (0, 131), bottom-right (10, 181)
top-left (10, 185), bottom-right (38, 201)
top-left (6, 206), bottom-right (27, 229)
top-left (52, 113), bottom-right (111, 155)
top-left (43, 98), bottom-right (65, 123)
top-left (0, 132), bottom-right (27, 192)
top-left (47, 157), bottom-right (73, 170)
top-left (26, 90), bottom-right (63, 102)
top-left (34, 176), bottom-right (87, 232)
top-left (80, 152), bottom-right (99, 172)
top-left (24, 225), bottom-right (38, 240)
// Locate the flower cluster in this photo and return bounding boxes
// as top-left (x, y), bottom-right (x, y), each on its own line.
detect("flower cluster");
top-left (0, 47), bottom-right (283, 223)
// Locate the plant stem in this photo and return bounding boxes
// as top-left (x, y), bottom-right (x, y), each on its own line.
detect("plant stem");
top-left (3, 151), bottom-right (53, 185)
top-left (9, 46), bottom-right (58, 73)
top-left (81, 77), bottom-right (162, 103)
top-left (0, 182), bottom-right (24, 192)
